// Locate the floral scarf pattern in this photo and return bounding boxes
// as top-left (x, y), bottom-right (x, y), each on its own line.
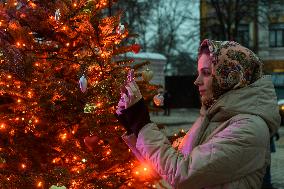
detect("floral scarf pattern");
top-left (198, 39), bottom-right (263, 100)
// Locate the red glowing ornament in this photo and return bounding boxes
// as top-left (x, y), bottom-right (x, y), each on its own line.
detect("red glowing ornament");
top-left (84, 135), bottom-right (99, 151)
top-left (131, 44), bottom-right (141, 54)
top-left (153, 94), bottom-right (164, 107)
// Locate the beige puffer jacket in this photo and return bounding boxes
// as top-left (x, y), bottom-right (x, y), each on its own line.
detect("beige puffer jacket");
top-left (122, 76), bottom-right (280, 189)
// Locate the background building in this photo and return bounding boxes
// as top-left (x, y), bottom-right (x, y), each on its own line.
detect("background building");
top-left (200, 0), bottom-right (284, 99)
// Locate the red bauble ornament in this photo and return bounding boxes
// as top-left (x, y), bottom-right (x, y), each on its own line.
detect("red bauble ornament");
top-left (132, 44), bottom-right (141, 54)
top-left (153, 94), bottom-right (164, 107)
top-left (84, 135), bottom-right (99, 151)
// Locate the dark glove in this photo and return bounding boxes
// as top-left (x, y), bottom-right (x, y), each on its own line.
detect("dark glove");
top-left (115, 112), bottom-right (133, 135)
top-left (117, 98), bottom-right (151, 137)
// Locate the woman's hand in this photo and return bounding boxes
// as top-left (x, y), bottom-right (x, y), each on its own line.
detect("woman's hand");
top-left (115, 70), bottom-right (151, 136)
top-left (116, 70), bottom-right (142, 115)
top-left (116, 81), bottom-right (142, 115)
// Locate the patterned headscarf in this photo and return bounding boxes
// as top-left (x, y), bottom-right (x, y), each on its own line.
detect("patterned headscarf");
top-left (198, 39), bottom-right (263, 100)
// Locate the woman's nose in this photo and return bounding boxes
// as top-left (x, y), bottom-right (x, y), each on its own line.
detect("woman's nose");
top-left (194, 75), bottom-right (202, 86)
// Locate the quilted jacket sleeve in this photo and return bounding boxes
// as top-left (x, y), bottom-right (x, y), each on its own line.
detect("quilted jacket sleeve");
top-left (135, 114), bottom-right (270, 189)
top-left (121, 132), bottom-right (160, 179)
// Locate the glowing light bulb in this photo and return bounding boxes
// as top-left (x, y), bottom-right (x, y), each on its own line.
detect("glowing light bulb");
top-left (60, 133), bottom-right (67, 141)
top-left (62, 26), bottom-right (66, 30)
top-left (17, 42), bottom-right (20, 46)
top-left (0, 123), bottom-right (5, 130)
top-left (37, 181), bottom-right (42, 187)
top-left (181, 129), bottom-right (185, 133)
top-left (66, 43), bottom-right (70, 47)
top-left (82, 158), bottom-right (87, 163)
top-left (14, 2), bottom-right (18, 6)
top-left (21, 164), bottom-right (26, 169)
top-left (7, 75), bottom-right (11, 79)
top-left (143, 167), bottom-right (147, 171)
top-left (10, 130), bottom-right (15, 135)
top-left (35, 119), bottom-right (39, 123)
top-left (29, 2), bottom-right (36, 8)
top-left (17, 99), bottom-right (21, 103)
top-left (73, 3), bottom-right (77, 7)
top-left (135, 171), bottom-right (139, 175)
top-left (72, 181), bottom-right (77, 186)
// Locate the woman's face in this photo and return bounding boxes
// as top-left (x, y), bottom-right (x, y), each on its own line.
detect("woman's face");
top-left (194, 53), bottom-right (214, 106)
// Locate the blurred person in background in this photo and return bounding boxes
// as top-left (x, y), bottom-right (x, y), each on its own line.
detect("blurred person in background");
top-left (163, 89), bottom-right (171, 116)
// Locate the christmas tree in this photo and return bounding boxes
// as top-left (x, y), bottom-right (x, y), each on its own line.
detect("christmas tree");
top-left (0, 0), bottom-right (159, 188)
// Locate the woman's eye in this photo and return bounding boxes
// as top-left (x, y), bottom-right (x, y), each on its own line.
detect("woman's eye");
top-left (202, 70), bottom-right (211, 76)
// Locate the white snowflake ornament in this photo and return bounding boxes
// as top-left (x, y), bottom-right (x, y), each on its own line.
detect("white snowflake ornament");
top-left (79, 75), bottom-right (88, 93)
top-left (54, 9), bottom-right (61, 22)
top-left (116, 23), bottom-right (125, 35)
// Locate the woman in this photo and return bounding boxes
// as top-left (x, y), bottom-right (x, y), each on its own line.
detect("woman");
top-left (116, 39), bottom-right (280, 189)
